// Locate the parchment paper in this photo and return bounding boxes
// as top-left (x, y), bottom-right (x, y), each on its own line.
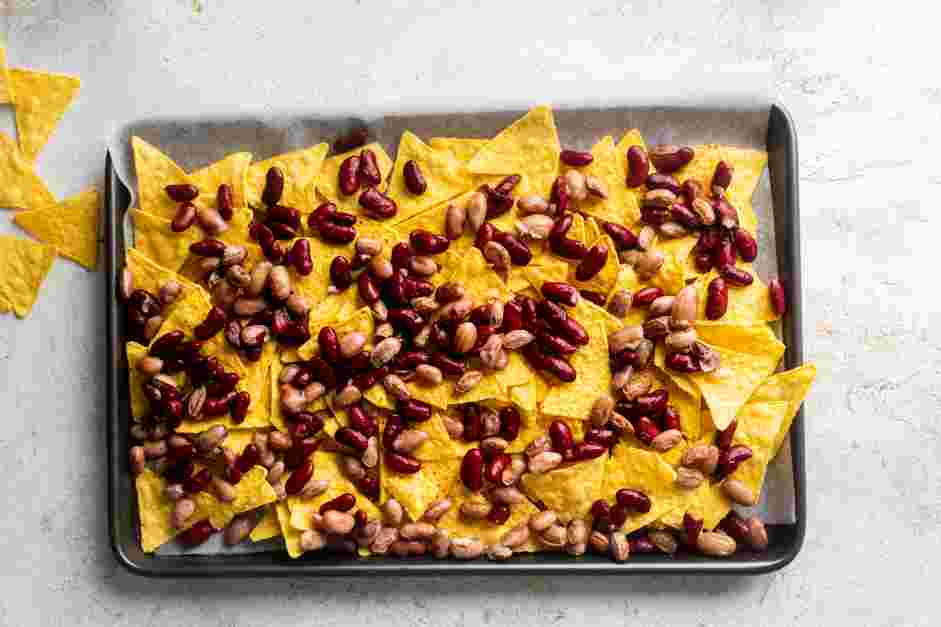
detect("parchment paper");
top-left (111, 66), bottom-right (796, 556)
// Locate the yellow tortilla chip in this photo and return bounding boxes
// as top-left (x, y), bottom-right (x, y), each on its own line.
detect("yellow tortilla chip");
top-left (250, 505), bottom-right (282, 542)
top-left (316, 142), bottom-right (394, 216)
top-left (193, 467), bottom-right (278, 529)
top-left (409, 411), bottom-right (473, 461)
top-left (386, 131), bottom-right (476, 224)
top-left (0, 131), bottom-right (56, 209)
top-left (0, 235), bottom-right (55, 317)
top-left (275, 500), bottom-right (305, 558)
top-left (13, 188), bottom-right (100, 269)
top-left (9, 68), bottom-right (80, 163)
top-left (298, 306), bottom-right (374, 361)
top-left (570, 235), bottom-right (618, 296)
top-left (602, 445), bottom-right (684, 533)
top-left (382, 457), bottom-right (459, 522)
top-left (130, 208), bottom-right (200, 272)
top-left (125, 248), bottom-right (200, 303)
top-left (245, 143), bottom-right (328, 211)
top-left (288, 451), bottom-right (380, 530)
top-left (126, 342), bottom-right (152, 420)
top-left (541, 320), bottom-right (611, 419)
top-left (131, 136), bottom-right (191, 219)
top-left (520, 455), bottom-right (606, 523)
top-left (724, 147), bottom-right (767, 236)
top-left (136, 469), bottom-right (189, 553)
top-left (439, 481), bottom-right (540, 546)
top-left (727, 399), bottom-right (789, 499)
top-left (653, 343), bottom-right (699, 399)
top-left (579, 136), bottom-right (641, 225)
top-left (695, 268), bottom-right (779, 322)
top-left (694, 320), bottom-right (784, 356)
top-left (467, 105), bottom-right (560, 195)
top-left (749, 364), bottom-right (816, 455)
top-left (659, 481), bottom-right (732, 531)
top-left (448, 246), bottom-right (508, 304)
top-left (190, 152), bottom-right (253, 211)
top-left (615, 129), bottom-right (651, 222)
top-left (648, 235), bottom-right (699, 295)
top-left (428, 137), bottom-right (489, 164)
top-left (650, 366), bottom-right (702, 441)
top-left (0, 47), bottom-right (12, 103)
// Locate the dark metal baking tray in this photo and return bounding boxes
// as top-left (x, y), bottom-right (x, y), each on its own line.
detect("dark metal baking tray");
top-left (107, 104), bottom-right (804, 576)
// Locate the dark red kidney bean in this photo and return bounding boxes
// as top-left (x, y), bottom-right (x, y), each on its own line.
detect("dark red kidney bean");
top-left (382, 271), bottom-right (408, 306)
top-left (626, 146), bottom-right (649, 188)
top-left (538, 329), bottom-right (577, 356)
top-left (388, 308), bottom-right (423, 335)
top-left (717, 445), bottom-right (753, 479)
top-left (670, 203), bottom-right (701, 229)
top-left (484, 452), bottom-right (511, 484)
top-left (182, 468), bottom-right (211, 494)
top-left (385, 452), bottom-right (422, 474)
top-left (224, 319), bottom-right (242, 349)
top-left (616, 488), bottom-right (651, 513)
top-left (538, 299), bottom-right (568, 328)
top-left (482, 185), bottom-right (515, 219)
top-left (580, 290), bottom-right (606, 307)
top-left (573, 442), bottom-right (606, 461)
top-left (404, 278), bottom-right (434, 299)
top-left (665, 351), bottom-right (700, 373)
top-left (549, 420), bottom-right (574, 451)
top-left (398, 399), bottom-right (432, 423)
top-left (601, 221), bottom-right (638, 250)
top-left (265, 219), bottom-right (297, 240)
top-left (265, 241), bottom-right (285, 264)
top-left (501, 301), bottom-right (524, 332)
top-left (693, 250), bottom-right (714, 273)
top-left (290, 239), bottom-right (313, 275)
top-left (357, 272), bottom-right (380, 304)
top-left (235, 443), bottom-right (261, 473)
top-left (403, 160), bottom-right (427, 195)
top-left (332, 127), bottom-right (369, 154)
top-left (472, 324), bottom-right (498, 353)
top-left (349, 251), bottom-right (370, 270)
top-left (285, 459), bottom-right (314, 495)
top-left (550, 176), bottom-right (570, 212)
top-left (633, 416), bottom-right (661, 446)
top-left (732, 227), bottom-right (758, 262)
top-left (712, 160), bottom-right (734, 190)
top-left (359, 188), bottom-right (397, 219)
top-left (348, 352), bottom-right (372, 373)
top-left (575, 242), bottom-right (609, 281)
top-left (719, 511), bottom-right (750, 544)
top-left (640, 205), bottom-right (670, 225)
top-left (609, 349), bottom-right (636, 372)
top-left (551, 236), bottom-right (588, 260)
top-left (165, 183), bottom-right (199, 202)
top-left (662, 406), bottom-right (681, 431)
top-left (461, 405), bottom-right (482, 442)
top-left (332, 211), bottom-right (357, 226)
top-left (194, 306), bottom-right (227, 340)
top-left (494, 174), bottom-right (522, 195)
top-left (390, 242), bottom-right (412, 272)
top-left (291, 369), bottom-right (313, 389)
top-left (718, 264), bottom-right (754, 287)
top-left (556, 317), bottom-right (589, 347)
top-left (706, 277), bottom-right (728, 320)
top-left (339, 155), bottom-right (361, 195)
top-left (697, 228), bottom-right (722, 253)
top-left (487, 503), bottom-right (511, 525)
top-left (410, 229), bottom-right (450, 256)
top-left (460, 448), bottom-right (484, 491)
top-left (608, 504), bottom-right (628, 529)
top-left (335, 427), bottom-right (369, 452)
top-left (468, 305), bottom-right (491, 327)
top-left (714, 198), bottom-right (739, 229)
top-left (382, 414), bottom-right (404, 450)
top-left (207, 372), bottom-right (240, 398)
top-left (330, 256), bottom-right (353, 290)
top-left (591, 499), bottom-right (610, 519)
top-left (271, 308), bottom-right (292, 336)
top-left (715, 418), bottom-right (739, 451)
top-left (164, 458), bottom-right (194, 483)
top-left (593, 514), bottom-right (614, 533)
top-left (769, 278), bottom-right (786, 315)
top-left (492, 231), bottom-right (532, 265)
top-left (499, 407), bottom-right (521, 442)
top-left (267, 204), bottom-right (301, 230)
top-left (306, 357), bottom-right (337, 390)
top-left (275, 321), bottom-right (311, 347)
top-left (215, 184), bottom-right (234, 220)
top-left (541, 282), bottom-right (578, 307)
top-left (395, 350), bottom-right (430, 370)
top-left (646, 173), bottom-right (681, 195)
top-left (520, 344), bottom-right (549, 371)
top-left (171, 202), bottom-right (197, 232)
top-left (178, 520), bottom-right (216, 547)
top-left (357, 149), bottom-right (382, 187)
top-left (316, 327), bottom-right (340, 364)
top-left (560, 149), bottom-right (594, 166)
top-left (630, 534), bottom-right (658, 554)
top-left (262, 166), bottom-right (285, 206)
top-left (309, 201), bottom-right (337, 225)
top-left (681, 179), bottom-right (704, 206)
top-left (517, 295), bottom-right (539, 327)
top-left (352, 365), bottom-right (388, 390)
top-left (585, 428), bottom-right (617, 449)
top-left (649, 145), bottom-right (695, 173)
top-left (544, 355), bottom-right (576, 382)
top-left (634, 287), bottom-right (664, 307)
top-left (549, 212), bottom-right (573, 242)
top-left (320, 493), bottom-right (357, 514)
top-left (149, 330), bottom-right (184, 358)
top-left (430, 352), bottom-right (465, 377)
top-left (474, 222), bottom-right (496, 251)
top-left (249, 221), bottom-right (275, 247)
top-left (189, 238), bottom-right (226, 257)
top-left (128, 289), bottom-right (161, 315)
top-left (713, 236), bottom-right (735, 268)
top-left (347, 405), bottom-right (377, 437)
top-left (635, 390), bottom-right (668, 415)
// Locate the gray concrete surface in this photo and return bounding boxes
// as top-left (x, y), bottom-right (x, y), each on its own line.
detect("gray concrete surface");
top-left (0, 1), bottom-right (934, 625)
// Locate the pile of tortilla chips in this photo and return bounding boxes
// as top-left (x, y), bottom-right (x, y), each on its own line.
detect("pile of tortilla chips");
top-left (126, 105), bottom-right (814, 558)
top-left (0, 47), bottom-right (98, 319)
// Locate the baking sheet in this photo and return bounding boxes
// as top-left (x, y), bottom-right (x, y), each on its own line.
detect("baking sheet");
top-left (110, 100), bottom-right (794, 557)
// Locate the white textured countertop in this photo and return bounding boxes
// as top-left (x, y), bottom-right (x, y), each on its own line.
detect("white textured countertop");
top-left (1, 1), bottom-right (936, 625)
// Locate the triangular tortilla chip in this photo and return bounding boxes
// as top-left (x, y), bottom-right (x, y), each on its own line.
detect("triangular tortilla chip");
top-left (615, 129), bottom-right (651, 226)
top-left (0, 235), bottom-right (55, 317)
top-left (648, 235), bottom-right (699, 295)
top-left (124, 248), bottom-right (200, 302)
top-left (189, 151), bottom-right (253, 211)
top-left (658, 481), bottom-right (732, 531)
top-left (13, 188), bottom-right (100, 269)
top-left (520, 454), bottom-right (607, 523)
top-left (245, 143), bottom-right (328, 211)
top-left (0, 47), bottom-right (13, 104)
top-left (193, 467), bottom-right (278, 530)
top-left (428, 137), bottom-right (489, 164)
top-left (694, 320), bottom-right (784, 356)
top-left (541, 321), bottom-right (611, 419)
top-left (602, 445), bottom-right (684, 534)
top-left (316, 142), bottom-right (394, 216)
top-left (382, 457), bottom-right (459, 522)
top-left (0, 131), bottom-right (56, 209)
top-left (130, 208), bottom-right (201, 272)
top-left (9, 68), bottom-right (80, 162)
top-left (386, 131), bottom-right (476, 224)
top-left (131, 136), bottom-right (192, 219)
top-left (467, 105), bottom-right (561, 195)
top-left (578, 135), bottom-right (641, 225)
top-left (747, 364), bottom-right (816, 455)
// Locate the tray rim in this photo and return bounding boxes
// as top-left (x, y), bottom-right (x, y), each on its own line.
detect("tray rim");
top-left (107, 103), bottom-right (804, 577)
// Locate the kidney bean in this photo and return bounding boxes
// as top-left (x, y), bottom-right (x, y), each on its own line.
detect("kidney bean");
top-left (282, 459), bottom-right (313, 495)
top-left (494, 174), bottom-right (522, 195)
top-left (484, 452), bottom-right (511, 484)
top-left (228, 391), bottom-right (250, 424)
top-left (662, 405), bottom-right (681, 432)
top-left (640, 205), bottom-right (670, 226)
top-left (176, 519), bottom-right (216, 547)
top-left (649, 145), bottom-right (695, 173)
top-left (484, 503), bottom-right (510, 526)
top-left (189, 238), bottom-right (226, 258)
top-left (339, 155), bottom-right (361, 195)
top-left (481, 185), bottom-right (514, 219)
top-left (261, 166), bottom-right (285, 206)
top-left (193, 306), bottom-right (226, 340)
top-left (539, 282), bottom-right (576, 308)
top-left (669, 351), bottom-right (703, 373)
top-left (359, 188), bottom-right (397, 219)
top-left (558, 149), bottom-right (592, 167)
top-left (353, 272), bottom-right (378, 305)
top-left (319, 493), bottom-right (356, 515)
top-left (543, 355), bottom-right (576, 382)
top-left (641, 174), bottom-right (678, 196)
top-left (714, 198), bottom-right (739, 230)
top-left (718, 264), bottom-right (754, 287)
top-left (682, 512), bottom-right (704, 548)
top-left (148, 331), bottom-right (183, 360)
top-left (536, 329), bottom-right (575, 357)
top-left (460, 448), bottom-right (484, 491)
top-left (732, 227), bottom-right (758, 262)
top-left (267, 204), bottom-right (301, 230)
top-left (615, 488), bottom-right (651, 513)
top-left (632, 415), bottom-right (660, 446)
top-left (548, 212), bottom-right (573, 241)
top-left (324, 257), bottom-right (351, 292)
top-left (404, 277), bottom-right (434, 299)
top-left (170, 201), bottom-right (197, 232)
top-left (384, 309), bottom-right (421, 336)
top-left (398, 398), bottom-right (432, 423)
top-left (712, 160), bottom-right (734, 190)
top-left (575, 242), bottom-right (609, 281)
top-left (165, 183), bottom-right (199, 202)
top-left (357, 149), bottom-right (382, 186)
top-left (601, 221), bottom-right (638, 250)
top-left (548, 420), bottom-right (574, 452)
top-left (557, 316), bottom-right (589, 347)
top-left (334, 427), bottom-right (368, 452)
top-left (768, 278), bottom-right (786, 315)
top-left (704, 277), bottom-right (729, 320)
top-left (492, 231), bottom-right (532, 265)
top-left (551, 236), bottom-right (589, 260)
top-left (265, 219), bottom-right (296, 241)
top-left (385, 243), bottom-right (409, 274)
top-left (410, 229), bottom-right (450, 256)
top-left (670, 203), bottom-right (701, 229)
top-left (285, 238), bottom-right (312, 276)
top-left (573, 442), bottom-right (606, 461)
top-left (385, 451), bottom-right (422, 474)
top-left (403, 160), bottom-right (427, 195)
top-left (625, 146), bottom-right (649, 188)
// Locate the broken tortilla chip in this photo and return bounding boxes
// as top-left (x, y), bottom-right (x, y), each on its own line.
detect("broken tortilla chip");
top-left (10, 68), bottom-right (81, 163)
top-left (12, 188), bottom-right (100, 269)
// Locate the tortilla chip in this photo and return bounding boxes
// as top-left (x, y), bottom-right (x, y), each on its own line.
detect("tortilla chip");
top-left (13, 188), bottom-right (99, 269)
top-left (439, 481), bottom-right (540, 546)
top-left (0, 47), bottom-right (12, 103)
top-left (130, 208), bottom-right (200, 272)
top-left (467, 105), bottom-right (560, 195)
top-left (245, 143), bottom-right (328, 211)
top-left (658, 481), bottom-right (732, 531)
top-left (570, 235), bottom-right (618, 296)
top-left (724, 147), bottom-right (767, 236)
top-left (275, 500), bottom-right (305, 558)
top-left (126, 342), bottom-right (152, 420)
top-left (602, 445), bottom-right (684, 533)
top-left (382, 457), bottom-right (459, 522)
top-left (9, 68), bottom-right (80, 162)
top-left (190, 152), bottom-right (252, 211)
top-left (125, 248), bottom-right (200, 302)
top-left (726, 399), bottom-right (790, 499)
top-left (0, 235), bottom-right (55, 317)
top-left (695, 268), bottom-right (779, 322)
top-left (578, 136), bottom-right (641, 225)
top-left (136, 469), bottom-right (187, 553)
top-left (520, 455), bottom-right (606, 523)
top-left (408, 411), bottom-right (474, 461)
top-left (0, 131), bottom-right (56, 209)
top-left (298, 306), bottom-right (374, 361)
top-left (694, 320), bottom-right (784, 356)
top-left (615, 129), bottom-right (651, 222)
top-left (648, 235), bottom-right (699, 295)
top-left (386, 131), bottom-right (476, 223)
top-left (193, 467), bottom-right (278, 529)
top-left (650, 366), bottom-right (702, 441)
top-left (428, 137), bottom-right (489, 164)
top-left (540, 320), bottom-right (611, 419)
top-left (288, 452), bottom-right (380, 530)
top-left (316, 142), bottom-right (394, 216)
top-left (449, 246), bottom-right (508, 304)
top-left (131, 137), bottom-right (191, 219)
top-left (250, 505), bottom-right (282, 542)
top-left (749, 364), bottom-right (816, 454)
